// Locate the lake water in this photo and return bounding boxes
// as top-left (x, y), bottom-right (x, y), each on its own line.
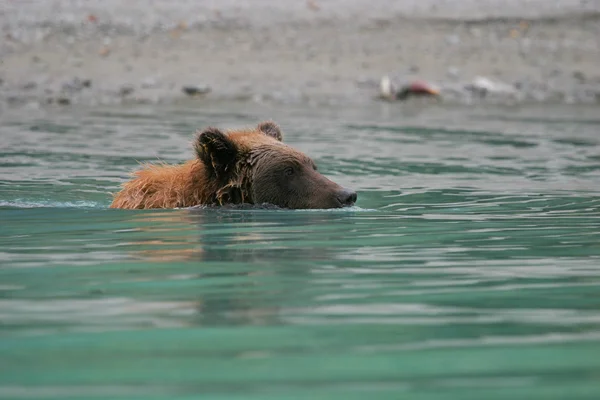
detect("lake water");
top-left (1, 101), bottom-right (599, 399)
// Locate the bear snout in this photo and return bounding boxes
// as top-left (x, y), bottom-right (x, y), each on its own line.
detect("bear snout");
top-left (336, 188), bottom-right (357, 207)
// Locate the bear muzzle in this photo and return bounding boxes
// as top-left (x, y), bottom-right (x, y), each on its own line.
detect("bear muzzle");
top-left (336, 188), bottom-right (358, 207)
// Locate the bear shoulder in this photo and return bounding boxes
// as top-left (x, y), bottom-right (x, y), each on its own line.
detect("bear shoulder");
top-left (110, 160), bottom-right (212, 209)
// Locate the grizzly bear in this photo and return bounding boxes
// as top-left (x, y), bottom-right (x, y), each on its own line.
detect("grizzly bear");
top-left (109, 121), bottom-right (357, 209)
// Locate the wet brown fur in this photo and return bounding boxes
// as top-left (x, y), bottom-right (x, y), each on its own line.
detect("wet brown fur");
top-left (110, 122), bottom-right (302, 209)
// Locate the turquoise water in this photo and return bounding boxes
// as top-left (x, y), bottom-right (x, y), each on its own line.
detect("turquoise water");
top-left (1, 102), bottom-right (600, 399)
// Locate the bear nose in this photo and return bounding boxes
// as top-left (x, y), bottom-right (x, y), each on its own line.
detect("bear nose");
top-left (337, 188), bottom-right (357, 206)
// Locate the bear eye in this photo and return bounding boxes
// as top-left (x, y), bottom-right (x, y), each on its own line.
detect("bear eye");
top-left (284, 167), bottom-right (295, 176)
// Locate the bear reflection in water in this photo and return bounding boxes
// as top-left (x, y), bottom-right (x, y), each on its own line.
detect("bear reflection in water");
top-left (110, 121), bottom-right (357, 210)
top-left (126, 207), bottom-right (342, 263)
top-left (122, 208), bottom-right (351, 326)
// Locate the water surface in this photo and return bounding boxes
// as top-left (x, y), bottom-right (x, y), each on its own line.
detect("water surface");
top-left (1, 101), bottom-right (600, 399)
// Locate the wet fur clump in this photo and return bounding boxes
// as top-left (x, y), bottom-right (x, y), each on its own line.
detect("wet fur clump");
top-left (110, 121), bottom-right (356, 210)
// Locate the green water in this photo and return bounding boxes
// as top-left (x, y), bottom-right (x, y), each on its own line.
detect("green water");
top-left (1, 102), bottom-right (600, 399)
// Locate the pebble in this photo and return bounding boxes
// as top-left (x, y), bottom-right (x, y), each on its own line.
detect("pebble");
top-left (469, 27), bottom-right (481, 38)
top-left (182, 84), bottom-right (211, 96)
top-left (141, 78), bottom-right (159, 89)
top-left (119, 84), bottom-right (135, 96)
top-left (447, 67), bottom-right (460, 80)
top-left (62, 78), bottom-right (92, 92)
top-left (21, 82), bottom-right (37, 90)
top-left (549, 69), bottom-right (561, 77)
top-left (573, 70), bottom-right (586, 83)
top-left (56, 97), bottom-right (71, 105)
top-left (465, 76), bottom-right (517, 97)
top-left (7, 96), bottom-right (21, 105)
top-left (445, 34), bottom-right (460, 46)
top-left (98, 46), bottom-right (111, 57)
top-left (24, 101), bottom-right (41, 110)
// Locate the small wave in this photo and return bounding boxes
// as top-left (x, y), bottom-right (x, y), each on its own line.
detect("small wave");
top-left (187, 203), bottom-right (376, 212)
top-left (187, 203), bottom-right (283, 211)
top-left (0, 200), bottom-right (102, 209)
top-left (293, 205), bottom-right (377, 213)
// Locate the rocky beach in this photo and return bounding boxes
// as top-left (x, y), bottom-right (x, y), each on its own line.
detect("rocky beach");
top-left (1, 0), bottom-right (600, 108)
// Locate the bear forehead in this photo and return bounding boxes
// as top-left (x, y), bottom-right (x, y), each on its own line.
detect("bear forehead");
top-left (227, 128), bottom-right (278, 145)
top-left (227, 129), bottom-right (313, 165)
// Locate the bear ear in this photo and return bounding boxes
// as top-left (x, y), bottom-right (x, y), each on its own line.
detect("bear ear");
top-left (194, 127), bottom-right (238, 178)
top-left (258, 121), bottom-right (283, 141)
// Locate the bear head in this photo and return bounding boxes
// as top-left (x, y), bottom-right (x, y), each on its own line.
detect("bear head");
top-left (194, 121), bottom-right (357, 209)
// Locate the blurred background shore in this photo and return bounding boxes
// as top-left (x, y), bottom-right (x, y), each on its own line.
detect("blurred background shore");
top-left (1, 0), bottom-right (599, 108)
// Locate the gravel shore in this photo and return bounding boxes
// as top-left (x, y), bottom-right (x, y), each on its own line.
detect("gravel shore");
top-left (1, 0), bottom-right (600, 108)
